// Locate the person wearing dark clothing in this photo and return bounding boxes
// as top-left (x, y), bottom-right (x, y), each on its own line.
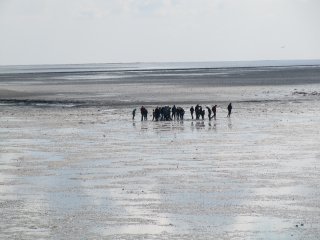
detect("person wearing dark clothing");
top-left (227, 103), bottom-right (232, 117)
top-left (190, 106), bottom-right (194, 119)
top-left (206, 106), bottom-right (212, 120)
top-left (176, 107), bottom-right (185, 120)
top-left (200, 107), bottom-right (203, 120)
top-left (201, 109), bottom-right (205, 120)
top-left (132, 109), bottom-right (136, 120)
top-left (172, 105), bottom-right (177, 120)
top-left (152, 109), bottom-right (155, 121)
top-left (155, 107), bottom-right (160, 121)
top-left (140, 106), bottom-right (148, 121)
top-left (164, 106), bottom-right (171, 121)
top-left (195, 104), bottom-right (200, 120)
top-left (140, 106), bottom-right (144, 121)
top-left (212, 105), bottom-right (217, 118)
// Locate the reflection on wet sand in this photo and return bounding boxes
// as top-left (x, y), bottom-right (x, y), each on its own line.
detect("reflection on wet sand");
top-left (228, 118), bottom-right (232, 129)
top-left (137, 120), bottom-right (222, 133)
top-left (1, 100), bottom-right (320, 239)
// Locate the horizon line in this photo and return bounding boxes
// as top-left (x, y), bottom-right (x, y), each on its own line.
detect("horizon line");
top-left (1, 58), bottom-right (320, 68)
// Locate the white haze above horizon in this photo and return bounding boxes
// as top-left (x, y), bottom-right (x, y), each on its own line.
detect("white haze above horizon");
top-left (0, 0), bottom-right (319, 65)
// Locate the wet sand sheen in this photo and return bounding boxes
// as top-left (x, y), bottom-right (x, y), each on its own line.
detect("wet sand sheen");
top-left (1, 64), bottom-right (320, 239)
top-left (1, 99), bottom-right (320, 239)
top-left (1, 65), bottom-right (320, 107)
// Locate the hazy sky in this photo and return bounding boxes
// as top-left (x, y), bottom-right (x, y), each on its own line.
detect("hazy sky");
top-left (0, 0), bottom-right (319, 65)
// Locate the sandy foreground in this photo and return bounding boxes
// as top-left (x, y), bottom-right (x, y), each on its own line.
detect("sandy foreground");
top-left (1, 96), bottom-right (320, 239)
top-left (1, 65), bottom-right (320, 239)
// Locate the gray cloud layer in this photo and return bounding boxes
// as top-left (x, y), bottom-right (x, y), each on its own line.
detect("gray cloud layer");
top-left (0, 0), bottom-right (319, 65)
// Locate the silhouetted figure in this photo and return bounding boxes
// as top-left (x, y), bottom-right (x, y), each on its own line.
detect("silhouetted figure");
top-left (212, 105), bottom-right (217, 118)
top-left (199, 106), bottom-right (203, 119)
top-left (140, 107), bottom-right (144, 121)
top-left (152, 109), bottom-right (155, 121)
top-left (206, 106), bottom-right (212, 120)
top-left (190, 106), bottom-right (194, 119)
top-left (140, 106), bottom-right (148, 121)
top-left (195, 104), bottom-right (200, 120)
top-left (176, 107), bottom-right (185, 120)
top-left (172, 105), bottom-right (177, 120)
top-left (132, 109), bottom-right (136, 120)
top-left (160, 106), bottom-right (171, 121)
top-left (227, 103), bottom-right (232, 117)
top-left (201, 109), bottom-right (205, 120)
top-left (155, 107), bottom-right (160, 121)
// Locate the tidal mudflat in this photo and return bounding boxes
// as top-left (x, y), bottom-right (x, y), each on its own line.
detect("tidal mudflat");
top-left (1, 64), bottom-right (320, 239)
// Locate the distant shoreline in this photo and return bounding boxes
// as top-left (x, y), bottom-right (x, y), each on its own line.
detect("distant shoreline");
top-left (1, 60), bottom-right (320, 74)
top-left (1, 64), bottom-right (319, 107)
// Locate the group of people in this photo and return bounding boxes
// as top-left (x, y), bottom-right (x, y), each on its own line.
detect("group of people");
top-left (190, 105), bottom-right (215, 120)
top-left (132, 103), bottom-right (232, 121)
top-left (149, 105), bottom-right (186, 121)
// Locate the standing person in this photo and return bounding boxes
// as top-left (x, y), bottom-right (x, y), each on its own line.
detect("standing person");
top-left (152, 109), bottom-right (155, 121)
top-left (227, 103), bottom-right (232, 117)
top-left (132, 109), bottom-right (136, 120)
top-left (201, 109), bottom-right (205, 120)
top-left (195, 105), bottom-right (200, 120)
top-left (199, 106), bottom-right (203, 120)
top-left (190, 106), bottom-right (194, 119)
top-left (155, 107), bottom-right (160, 121)
top-left (140, 106), bottom-right (147, 121)
top-left (172, 105), bottom-right (177, 120)
top-left (212, 105), bottom-right (217, 119)
top-left (206, 106), bottom-right (212, 120)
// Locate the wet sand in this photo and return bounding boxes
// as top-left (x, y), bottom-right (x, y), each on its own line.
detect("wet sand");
top-left (1, 65), bottom-right (320, 239)
top-left (1, 65), bottom-right (320, 106)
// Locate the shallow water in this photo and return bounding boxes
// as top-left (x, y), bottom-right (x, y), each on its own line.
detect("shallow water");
top-left (1, 99), bottom-right (320, 239)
